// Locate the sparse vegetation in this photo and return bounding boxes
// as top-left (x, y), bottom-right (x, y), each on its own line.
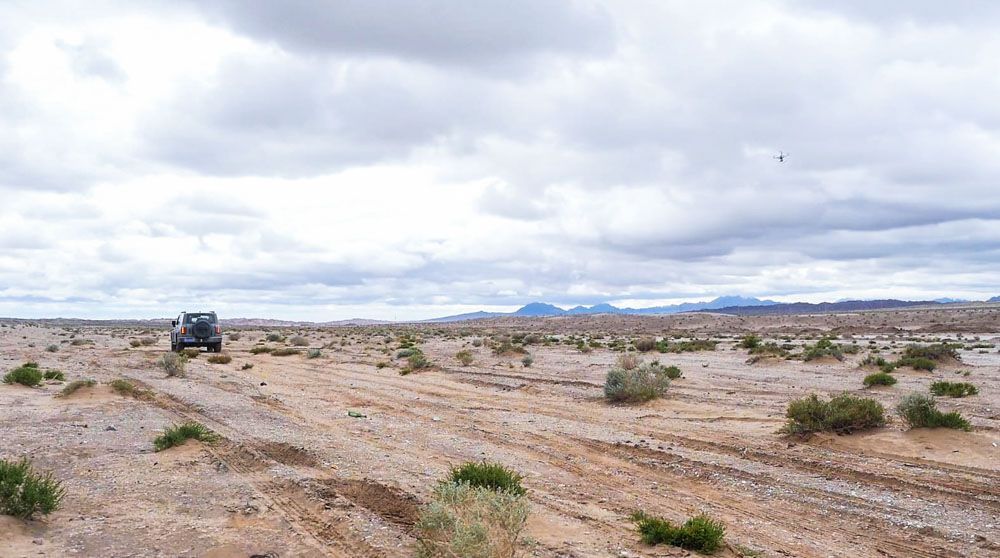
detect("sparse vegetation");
top-left (0, 457), bottom-right (65, 519)
top-left (896, 356), bottom-right (936, 371)
top-left (207, 352), bottom-right (233, 364)
top-left (3, 363), bottom-right (43, 387)
top-left (271, 348), bottom-right (301, 357)
top-left (455, 349), bottom-right (474, 366)
top-left (307, 348), bottom-right (322, 359)
top-left (139, 337), bottom-right (156, 346)
top-left (249, 346), bottom-right (273, 354)
top-left (929, 381), bottom-right (978, 397)
top-left (153, 421), bottom-right (219, 451)
top-left (521, 354), bottom-right (534, 368)
top-left (863, 371), bottom-right (897, 387)
top-left (896, 393), bottom-right (970, 430)
top-left (60, 379), bottom-right (96, 397)
top-left (289, 335), bottom-right (309, 346)
top-left (657, 339), bottom-right (717, 353)
top-left (109, 378), bottom-right (153, 400)
top-left (635, 337), bottom-right (657, 352)
top-left (801, 338), bottom-right (844, 361)
top-left (129, 339), bottom-right (142, 348)
top-left (265, 333), bottom-right (285, 342)
top-left (159, 352), bottom-right (187, 377)
top-left (228, 332), bottom-right (241, 341)
top-left (403, 353), bottom-right (430, 373)
top-left (240, 363), bottom-right (254, 370)
top-left (45, 344), bottom-right (59, 352)
top-left (630, 511), bottom-right (725, 554)
top-left (604, 361), bottom-right (672, 403)
top-left (782, 394), bottom-right (886, 435)
top-left (902, 343), bottom-right (959, 361)
top-left (42, 369), bottom-right (65, 381)
top-left (181, 347), bottom-right (200, 358)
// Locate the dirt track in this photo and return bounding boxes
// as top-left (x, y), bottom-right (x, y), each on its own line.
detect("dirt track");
top-left (2, 308), bottom-right (999, 557)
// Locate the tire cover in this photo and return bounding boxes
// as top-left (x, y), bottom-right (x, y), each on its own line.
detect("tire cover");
top-left (192, 320), bottom-right (212, 339)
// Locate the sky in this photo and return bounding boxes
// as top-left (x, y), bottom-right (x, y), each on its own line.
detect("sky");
top-left (1, 1), bottom-right (999, 321)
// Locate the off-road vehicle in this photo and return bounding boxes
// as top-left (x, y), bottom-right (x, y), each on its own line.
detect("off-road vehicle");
top-left (170, 311), bottom-right (223, 352)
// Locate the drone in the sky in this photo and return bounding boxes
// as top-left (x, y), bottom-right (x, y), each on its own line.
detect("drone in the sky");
top-left (773, 151), bottom-right (789, 163)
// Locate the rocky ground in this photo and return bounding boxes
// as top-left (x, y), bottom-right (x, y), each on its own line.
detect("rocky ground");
top-left (1, 306), bottom-right (998, 557)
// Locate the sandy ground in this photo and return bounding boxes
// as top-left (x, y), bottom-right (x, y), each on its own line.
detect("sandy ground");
top-left (1, 306), bottom-right (998, 557)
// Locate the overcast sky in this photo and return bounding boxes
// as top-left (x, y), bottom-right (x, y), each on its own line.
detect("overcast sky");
top-left (2, 1), bottom-right (999, 321)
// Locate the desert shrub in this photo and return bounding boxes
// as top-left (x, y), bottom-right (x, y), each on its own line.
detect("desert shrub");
top-left (271, 348), bottom-right (300, 357)
top-left (109, 378), bottom-right (153, 400)
top-left (60, 379), bottom-right (96, 397)
top-left (616, 353), bottom-right (640, 371)
top-left (492, 339), bottom-right (527, 356)
top-left (265, 333), bottom-right (284, 342)
top-left (139, 337), bottom-right (156, 346)
top-left (153, 421), bottom-right (219, 451)
top-left (604, 362), bottom-right (672, 403)
top-left (860, 354), bottom-right (888, 368)
top-left (471, 338), bottom-right (484, 347)
top-left (207, 352), bottom-right (233, 364)
top-left (289, 335), bottom-right (309, 346)
top-left (635, 337), bottom-right (657, 352)
top-left (863, 372), bottom-right (897, 387)
top-left (738, 334), bottom-right (761, 350)
top-left (397, 347), bottom-right (421, 358)
top-left (3, 364), bottom-right (43, 387)
top-left (129, 339), bottom-right (142, 348)
top-left (0, 457), bottom-right (65, 519)
top-left (159, 352), bottom-right (187, 377)
top-left (521, 354), bottom-right (534, 368)
top-left (630, 511), bottom-right (725, 553)
top-left (228, 332), bottom-right (241, 341)
top-left (448, 462), bottom-right (526, 496)
top-left (306, 348), bottom-right (322, 359)
top-left (662, 365), bottom-right (682, 379)
top-left (782, 394), bottom-right (885, 435)
top-left (455, 350), bottom-right (474, 366)
top-left (903, 343), bottom-right (959, 361)
top-left (406, 353), bottom-right (430, 372)
top-left (45, 344), bottom-right (59, 353)
top-left (70, 339), bottom-right (92, 346)
top-left (249, 346), bottom-right (273, 354)
top-left (42, 370), bottom-right (65, 381)
top-left (415, 482), bottom-right (529, 558)
top-left (896, 356), bottom-right (936, 371)
top-left (896, 393), bottom-right (970, 430)
top-left (657, 339), bottom-right (717, 353)
top-left (181, 348), bottom-right (200, 358)
top-left (375, 361), bottom-right (389, 369)
top-left (929, 381), bottom-right (978, 397)
top-left (801, 338), bottom-right (844, 361)
top-left (240, 363), bottom-right (254, 370)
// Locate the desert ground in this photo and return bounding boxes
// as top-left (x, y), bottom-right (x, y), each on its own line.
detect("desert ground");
top-left (2, 305), bottom-right (998, 558)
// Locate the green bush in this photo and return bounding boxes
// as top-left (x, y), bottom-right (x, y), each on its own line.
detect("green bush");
top-left (181, 348), bottom-right (200, 358)
top-left (45, 344), bottom-right (59, 353)
top-left (782, 394), bottom-right (885, 435)
top-left (405, 353), bottom-right (430, 372)
top-left (521, 354), bottom-right (534, 368)
top-left (289, 335), bottom-right (309, 346)
top-left (802, 338), bottom-right (844, 361)
top-left (397, 347), bottom-right (421, 358)
top-left (139, 337), bottom-right (156, 346)
top-left (265, 333), bottom-right (284, 342)
top-left (3, 364), bottom-right (44, 387)
top-left (129, 339), bottom-right (142, 348)
top-left (0, 457), bottom-right (65, 519)
top-left (415, 482), bottom-right (529, 558)
top-left (657, 339), bottom-right (717, 353)
top-left (153, 421), bottom-right (219, 451)
top-left (903, 343), bottom-right (959, 361)
top-left (662, 365), bottom-right (682, 379)
top-left (306, 348), bottom-right (322, 359)
top-left (738, 334), bottom-right (761, 350)
top-left (863, 372), bottom-right (897, 387)
top-left (43, 370), bottom-right (65, 381)
top-left (271, 348), bottom-right (300, 357)
top-left (60, 379), bottom-right (96, 397)
top-left (929, 381), bottom-right (978, 397)
top-left (249, 346), bottom-right (272, 354)
top-left (604, 362), bottom-right (672, 403)
top-left (455, 350), bottom-right (474, 366)
top-left (159, 352), bottom-right (187, 377)
top-left (630, 511), bottom-right (725, 553)
top-left (448, 462), bottom-right (526, 496)
top-left (896, 394), bottom-right (970, 430)
top-left (896, 356), bottom-right (936, 371)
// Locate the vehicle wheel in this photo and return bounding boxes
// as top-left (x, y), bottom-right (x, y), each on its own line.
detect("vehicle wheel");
top-left (213, 343), bottom-right (222, 353)
top-left (175, 342), bottom-right (184, 352)
top-left (169, 341), bottom-right (176, 351)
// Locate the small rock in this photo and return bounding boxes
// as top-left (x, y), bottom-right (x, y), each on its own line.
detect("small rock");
top-left (260, 382), bottom-right (267, 386)
top-left (105, 426), bottom-right (117, 431)
top-left (33, 539), bottom-right (44, 545)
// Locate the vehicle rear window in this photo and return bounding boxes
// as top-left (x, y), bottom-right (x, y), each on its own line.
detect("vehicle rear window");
top-left (184, 313), bottom-right (215, 323)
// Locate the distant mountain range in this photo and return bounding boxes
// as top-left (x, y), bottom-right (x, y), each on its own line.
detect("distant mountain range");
top-left (424, 295), bottom-right (1000, 322)
top-left (424, 296), bottom-right (778, 322)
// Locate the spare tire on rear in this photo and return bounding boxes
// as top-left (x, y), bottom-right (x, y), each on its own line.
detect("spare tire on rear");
top-left (192, 320), bottom-right (212, 339)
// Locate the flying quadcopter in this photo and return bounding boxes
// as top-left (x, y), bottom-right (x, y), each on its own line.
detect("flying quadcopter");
top-left (773, 151), bottom-right (789, 163)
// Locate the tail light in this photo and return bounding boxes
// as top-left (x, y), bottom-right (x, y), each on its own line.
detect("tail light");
top-left (215, 325), bottom-right (221, 334)
top-left (180, 326), bottom-right (187, 334)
